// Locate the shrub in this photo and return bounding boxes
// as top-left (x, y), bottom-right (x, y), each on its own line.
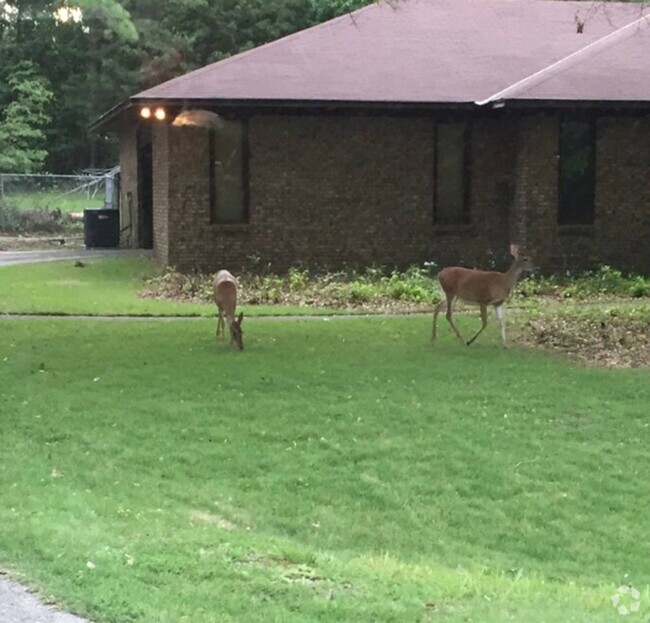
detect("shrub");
top-left (515, 266), bottom-right (649, 300)
top-left (348, 282), bottom-right (374, 303)
top-left (287, 267), bottom-right (309, 292)
top-left (142, 263), bottom-right (647, 310)
top-left (0, 205), bottom-right (76, 234)
top-left (142, 263), bottom-right (442, 309)
top-left (388, 281), bottom-right (430, 302)
top-left (629, 276), bottom-right (650, 298)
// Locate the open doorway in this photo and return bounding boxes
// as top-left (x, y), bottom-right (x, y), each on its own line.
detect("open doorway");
top-left (137, 128), bottom-right (153, 249)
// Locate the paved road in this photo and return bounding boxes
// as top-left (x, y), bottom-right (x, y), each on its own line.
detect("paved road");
top-left (0, 576), bottom-right (87, 623)
top-left (0, 248), bottom-right (152, 267)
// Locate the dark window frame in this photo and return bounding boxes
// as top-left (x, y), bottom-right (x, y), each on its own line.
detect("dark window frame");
top-left (433, 117), bottom-right (472, 227)
top-left (558, 113), bottom-right (596, 226)
top-left (209, 118), bottom-right (250, 225)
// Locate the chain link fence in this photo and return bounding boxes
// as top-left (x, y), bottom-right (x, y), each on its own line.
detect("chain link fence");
top-left (0, 168), bottom-right (119, 235)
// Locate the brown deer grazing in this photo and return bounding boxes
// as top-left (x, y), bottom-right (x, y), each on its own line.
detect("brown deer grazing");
top-left (432, 244), bottom-right (536, 347)
top-left (213, 269), bottom-right (244, 350)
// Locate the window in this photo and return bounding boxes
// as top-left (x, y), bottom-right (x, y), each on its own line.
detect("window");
top-left (558, 118), bottom-right (595, 225)
top-left (209, 118), bottom-right (248, 224)
top-left (434, 120), bottom-right (471, 226)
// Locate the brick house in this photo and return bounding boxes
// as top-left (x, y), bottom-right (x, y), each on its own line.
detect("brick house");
top-left (94, 0), bottom-right (650, 274)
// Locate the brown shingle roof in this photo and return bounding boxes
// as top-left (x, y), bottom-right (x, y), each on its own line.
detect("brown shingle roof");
top-left (134, 0), bottom-right (650, 105)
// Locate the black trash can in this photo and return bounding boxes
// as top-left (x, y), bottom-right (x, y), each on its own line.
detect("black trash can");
top-left (84, 208), bottom-right (119, 248)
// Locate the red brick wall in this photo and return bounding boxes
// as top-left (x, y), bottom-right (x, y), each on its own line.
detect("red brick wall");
top-left (123, 111), bottom-right (649, 274)
top-left (595, 116), bottom-right (650, 272)
top-left (154, 115), bottom-right (521, 273)
top-left (152, 125), bottom-right (170, 264)
top-left (513, 113), bottom-right (650, 273)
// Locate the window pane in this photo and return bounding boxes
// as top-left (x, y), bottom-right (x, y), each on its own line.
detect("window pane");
top-left (435, 121), bottom-right (468, 224)
top-left (559, 120), bottom-right (594, 225)
top-left (212, 119), bottom-right (246, 223)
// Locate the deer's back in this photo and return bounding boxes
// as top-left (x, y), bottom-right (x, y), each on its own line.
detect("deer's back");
top-left (214, 270), bottom-right (238, 307)
top-left (438, 266), bottom-right (509, 304)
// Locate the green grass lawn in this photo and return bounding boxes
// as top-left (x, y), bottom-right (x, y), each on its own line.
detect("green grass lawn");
top-left (0, 258), bottom-right (333, 317)
top-left (1, 316), bottom-right (648, 622)
top-left (5, 190), bottom-right (103, 213)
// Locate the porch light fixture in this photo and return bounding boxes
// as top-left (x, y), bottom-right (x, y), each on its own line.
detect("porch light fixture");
top-left (139, 106), bottom-right (166, 121)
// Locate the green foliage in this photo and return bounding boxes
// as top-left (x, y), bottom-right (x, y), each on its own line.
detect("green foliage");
top-left (0, 205), bottom-right (78, 234)
top-left (308, 0), bottom-right (377, 21)
top-left (76, 0), bottom-right (139, 42)
top-left (146, 263), bottom-right (650, 311)
top-left (386, 265), bottom-right (434, 301)
top-left (516, 266), bottom-right (650, 300)
top-left (0, 0), bottom-right (383, 171)
top-left (348, 281), bottom-right (374, 302)
top-left (0, 62), bottom-right (53, 173)
top-left (0, 0), bottom-right (141, 171)
top-left (144, 263), bottom-right (441, 309)
top-left (287, 266), bottom-right (310, 290)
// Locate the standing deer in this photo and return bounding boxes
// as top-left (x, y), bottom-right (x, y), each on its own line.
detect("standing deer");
top-left (432, 244), bottom-right (536, 347)
top-left (214, 269), bottom-right (244, 350)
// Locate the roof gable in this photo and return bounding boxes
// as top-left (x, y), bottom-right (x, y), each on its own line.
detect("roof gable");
top-left (134, 0), bottom-right (650, 105)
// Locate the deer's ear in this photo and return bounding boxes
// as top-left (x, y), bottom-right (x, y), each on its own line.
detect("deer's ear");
top-left (510, 243), bottom-right (519, 258)
top-left (237, 312), bottom-right (244, 325)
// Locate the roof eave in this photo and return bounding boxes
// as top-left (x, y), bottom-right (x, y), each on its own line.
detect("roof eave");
top-left (93, 95), bottom-right (650, 133)
top-left (483, 98), bottom-right (650, 110)
top-left (129, 95), bottom-right (479, 112)
top-left (89, 99), bottom-right (133, 133)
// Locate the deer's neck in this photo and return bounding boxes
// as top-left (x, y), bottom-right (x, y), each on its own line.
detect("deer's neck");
top-left (503, 261), bottom-right (524, 291)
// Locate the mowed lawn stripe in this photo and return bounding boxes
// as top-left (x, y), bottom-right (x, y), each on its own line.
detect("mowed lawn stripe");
top-left (0, 317), bottom-right (648, 622)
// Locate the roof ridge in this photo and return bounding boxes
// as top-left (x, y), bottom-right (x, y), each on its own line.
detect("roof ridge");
top-left (476, 9), bottom-right (650, 105)
top-left (134, 2), bottom-right (383, 99)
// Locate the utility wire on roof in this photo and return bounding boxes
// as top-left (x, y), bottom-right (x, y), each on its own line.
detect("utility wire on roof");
top-left (476, 11), bottom-right (650, 106)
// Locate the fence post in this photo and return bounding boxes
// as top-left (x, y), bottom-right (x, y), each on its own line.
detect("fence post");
top-left (0, 175), bottom-right (5, 230)
top-left (104, 173), bottom-right (114, 210)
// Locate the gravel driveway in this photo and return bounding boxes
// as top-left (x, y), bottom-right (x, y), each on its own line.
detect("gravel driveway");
top-left (0, 576), bottom-right (88, 623)
top-left (0, 248), bottom-right (151, 267)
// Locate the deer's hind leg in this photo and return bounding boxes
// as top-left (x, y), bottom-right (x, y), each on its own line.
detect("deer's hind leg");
top-left (216, 307), bottom-right (225, 339)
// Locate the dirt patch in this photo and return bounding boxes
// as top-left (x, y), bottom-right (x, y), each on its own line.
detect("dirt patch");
top-left (518, 307), bottom-right (650, 368)
top-left (189, 510), bottom-right (237, 530)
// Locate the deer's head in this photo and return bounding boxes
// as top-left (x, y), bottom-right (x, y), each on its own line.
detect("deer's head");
top-left (229, 312), bottom-right (244, 350)
top-left (510, 244), bottom-right (537, 273)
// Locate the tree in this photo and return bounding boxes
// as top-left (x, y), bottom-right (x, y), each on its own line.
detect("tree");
top-left (308, 0), bottom-right (376, 22)
top-left (0, 0), bottom-right (380, 171)
top-left (0, 61), bottom-right (53, 172)
top-left (0, 0), bottom-right (140, 172)
top-left (124, 0), bottom-right (322, 86)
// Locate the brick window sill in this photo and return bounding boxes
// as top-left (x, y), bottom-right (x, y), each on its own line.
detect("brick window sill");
top-left (210, 223), bottom-right (252, 233)
top-left (558, 224), bottom-right (594, 236)
top-left (434, 223), bottom-right (474, 234)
